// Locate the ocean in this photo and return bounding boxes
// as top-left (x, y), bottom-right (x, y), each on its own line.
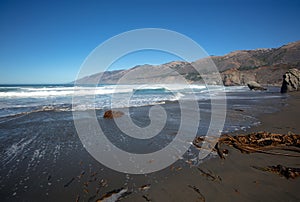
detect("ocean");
top-left (0, 84), bottom-right (285, 119)
top-left (0, 84), bottom-right (202, 119)
top-left (0, 84), bottom-right (287, 201)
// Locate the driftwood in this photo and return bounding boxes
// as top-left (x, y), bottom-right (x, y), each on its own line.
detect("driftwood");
top-left (193, 132), bottom-right (300, 159)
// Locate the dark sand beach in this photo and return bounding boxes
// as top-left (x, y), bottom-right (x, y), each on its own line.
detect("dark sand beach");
top-left (0, 89), bottom-right (299, 202)
top-left (123, 92), bottom-right (300, 202)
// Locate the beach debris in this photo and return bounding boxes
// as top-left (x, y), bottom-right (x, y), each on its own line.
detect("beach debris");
top-left (214, 142), bottom-right (226, 159)
top-left (193, 136), bottom-right (218, 150)
top-left (197, 168), bottom-right (222, 182)
top-left (90, 172), bottom-right (98, 178)
top-left (192, 136), bottom-right (225, 159)
top-left (193, 132), bottom-right (300, 158)
top-left (139, 184), bottom-right (151, 191)
top-left (252, 164), bottom-right (300, 179)
top-left (175, 166), bottom-right (182, 171)
top-left (83, 181), bottom-right (89, 187)
top-left (99, 179), bottom-right (108, 187)
top-left (188, 185), bottom-right (205, 202)
top-left (142, 194), bottom-right (151, 201)
top-left (96, 188), bottom-right (131, 202)
top-left (89, 177), bottom-right (97, 182)
top-left (222, 149), bottom-right (229, 156)
top-left (64, 177), bottom-right (75, 187)
top-left (75, 194), bottom-right (80, 202)
top-left (185, 159), bottom-right (194, 166)
top-left (170, 165), bottom-right (183, 171)
top-left (78, 171), bottom-right (85, 179)
top-left (220, 132), bottom-right (300, 156)
top-left (83, 188), bottom-right (89, 194)
top-left (103, 110), bottom-right (124, 119)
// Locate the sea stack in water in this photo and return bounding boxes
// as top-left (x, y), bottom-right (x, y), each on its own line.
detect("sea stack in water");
top-left (247, 81), bottom-right (266, 91)
top-left (281, 68), bottom-right (300, 93)
top-left (103, 110), bottom-right (124, 119)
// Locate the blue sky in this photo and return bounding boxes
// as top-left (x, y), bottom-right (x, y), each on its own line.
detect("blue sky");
top-left (0, 0), bottom-right (299, 84)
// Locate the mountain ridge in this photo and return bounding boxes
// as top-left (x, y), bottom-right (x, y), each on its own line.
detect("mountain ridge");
top-left (76, 40), bottom-right (300, 86)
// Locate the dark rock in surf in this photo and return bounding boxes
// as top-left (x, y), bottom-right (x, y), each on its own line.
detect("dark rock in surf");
top-left (247, 81), bottom-right (266, 91)
top-left (281, 68), bottom-right (300, 93)
top-left (103, 110), bottom-right (124, 119)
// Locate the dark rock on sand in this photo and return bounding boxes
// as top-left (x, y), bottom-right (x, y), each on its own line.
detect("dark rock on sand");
top-left (103, 110), bottom-right (124, 119)
top-left (247, 81), bottom-right (266, 91)
top-left (281, 68), bottom-right (300, 93)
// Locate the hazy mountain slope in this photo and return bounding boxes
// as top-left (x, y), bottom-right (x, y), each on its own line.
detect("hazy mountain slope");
top-left (76, 40), bottom-right (300, 86)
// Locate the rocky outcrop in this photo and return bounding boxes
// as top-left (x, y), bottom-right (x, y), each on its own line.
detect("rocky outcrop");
top-left (222, 68), bottom-right (240, 86)
top-left (221, 68), bottom-right (257, 86)
top-left (103, 110), bottom-right (124, 119)
top-left (247, 81), bottom-right (266, 91)
top-left (281, 68), bottom-right (300, 93)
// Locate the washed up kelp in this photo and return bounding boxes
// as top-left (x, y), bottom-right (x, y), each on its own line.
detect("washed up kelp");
top-left (193, 132), bottom-right (300, 159)
top-left (252, 164), bottom-right (300, 179)
top-left (96, 188), bottom-right (131, 202)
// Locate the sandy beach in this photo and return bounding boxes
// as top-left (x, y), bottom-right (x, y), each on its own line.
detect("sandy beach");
top-left (123, 92), bottom-right (300, 202)
top-left (0, 88), bottom-right (299, 202)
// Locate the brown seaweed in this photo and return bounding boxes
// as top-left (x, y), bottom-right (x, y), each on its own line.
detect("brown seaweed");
top-left (193, 132), bottom-right (300, 158)
top-left (64, 177), bottom-right (75, 188)
top-left (197, 168), bottom-right (222, 182)
top-left (252, 164), bottom-right (300, 179)
top-left (139, 184), bottom-right (151, 191)
top-left (188, 185), bottom-right (205, 202)
top-left (142, 194), bottom-right (151, 201)
top-left (75, 194), bottom-right (80, 202)
top-left (96, 188), bottom-right (130, 202)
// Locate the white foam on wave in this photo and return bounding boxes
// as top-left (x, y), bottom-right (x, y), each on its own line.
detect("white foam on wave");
top-left (0, 85), bottom-right (251, 118)
top-left (188, 84), bottom-right (207, 89)
top-left (0, 84), bottom-right (210, 98)
top-left (0, 85), bottom-right (136, 98)
top-left (0, 90), bottom-right (76, 98)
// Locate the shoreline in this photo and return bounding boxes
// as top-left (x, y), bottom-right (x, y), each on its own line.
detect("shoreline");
top-left (246, 91), bottom-right (300, 134)
top-left (122, 91), bottom-right (300, 202)
top-left (0, 89), bottom-right (299, 202)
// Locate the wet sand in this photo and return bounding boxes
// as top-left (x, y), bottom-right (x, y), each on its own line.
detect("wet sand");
top-left (0, 90), bottom-right (298, 202)
top-left (123, 92), bottom-right (300, 202)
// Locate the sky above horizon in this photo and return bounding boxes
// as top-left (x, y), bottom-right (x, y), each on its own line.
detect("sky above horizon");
top-left (0, 0), bottom-right (300, 84)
